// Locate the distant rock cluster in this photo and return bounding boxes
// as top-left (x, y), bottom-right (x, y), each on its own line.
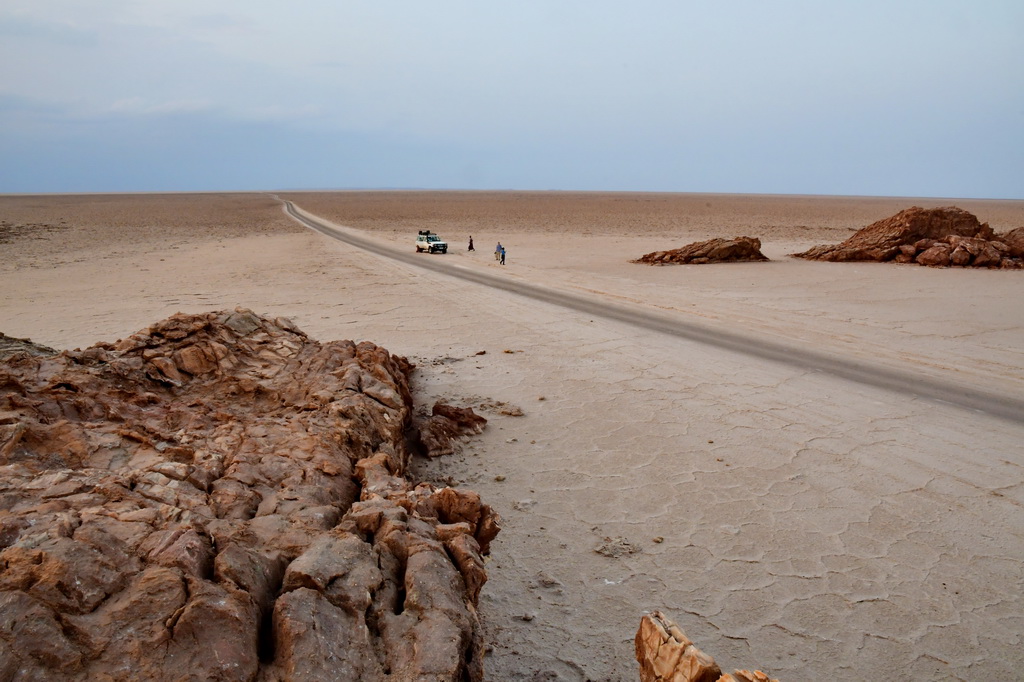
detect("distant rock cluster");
top-left (633, 236), bottom-right (769, 265)
top-left (632, 207), bottom-right (1024, 270)
top-left (0, 309), bottom-right (497, 681)
top-left (794, 206), bottom-right (1024, 268)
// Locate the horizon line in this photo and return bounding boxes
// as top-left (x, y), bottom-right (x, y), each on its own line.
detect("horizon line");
top-left (3, 187), bottom-right (1023, 202)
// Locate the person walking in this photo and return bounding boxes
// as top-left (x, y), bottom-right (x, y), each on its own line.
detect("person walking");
top-left (468, 236), bottom-right (475, 251)
top-left (495, 242), bottom-right (502, 261)
top-left (499, 245), bottom-right (506, 265)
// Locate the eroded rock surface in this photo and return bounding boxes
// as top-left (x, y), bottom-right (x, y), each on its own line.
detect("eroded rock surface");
top-left (633, 237), bottom-right (769, 265)
top-left (793, 206), bottom-right (1024, 268)
top-left (636, 611), bottom-right (779, 682)
top-left (0, 309), bottom-right (498, 681)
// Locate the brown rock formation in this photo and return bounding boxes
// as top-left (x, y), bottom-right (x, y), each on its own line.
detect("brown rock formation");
top-left (417, 402), bottom-right (488, 458)
top-left (793, 206), bottom-right (1023, 268)
top-left (636, 611), bottom-right (779, 682)
top-left (633, 237), bottom-right (769, 265)
top-left (0, 309), bottom-right (498, 681)
top-left (999, 226), bottom-right (1024, 258)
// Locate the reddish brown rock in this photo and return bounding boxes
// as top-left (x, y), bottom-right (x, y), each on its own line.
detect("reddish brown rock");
top-left (417, 401), bottom-right (488, 458)
top-left (793, 206), bottom-right (1024, 269)
top-left (794, 206), bottom-right (991, 262)
top-left (636, 611), bottom-right (721, 682)
top-left (973, 242), bottom-right (1004, 268)
top-left (0, 309), bottom-right (496, 681)
top-left (636, 611), bottom-right (779, 682)
top-left (999, 227), bottom-right (1024, 257)
top-left (947, 235), bottom-right (986, 256)
top-left (722, 673), bottom-right (780, 682)
top-left (916, 243), bottom-right (952, 267)
top-left (633, 237), bottom-right (769, 265)
top-left (949, 246), bottom-right (972, 266)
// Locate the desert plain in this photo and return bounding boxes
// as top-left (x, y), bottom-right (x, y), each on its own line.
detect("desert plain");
top-left (2, 190), bottom-right (1023, 680)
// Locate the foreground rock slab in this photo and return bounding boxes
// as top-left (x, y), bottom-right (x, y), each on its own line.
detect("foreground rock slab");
top-left (0, 309), bottom-right (498, 681)
top-left (793, 206), bottom-right (1024, 268)
top-left (633, 237), bottom-right (769, 265)
top-left (636, 611), bottom-right (779, 682)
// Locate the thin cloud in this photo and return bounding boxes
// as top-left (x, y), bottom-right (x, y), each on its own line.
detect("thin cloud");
top-left (105, 98), bottom-right (215, 116)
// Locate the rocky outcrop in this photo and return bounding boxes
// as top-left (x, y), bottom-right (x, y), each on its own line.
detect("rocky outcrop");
top-left (0, 332), bottom-right (57, 360)
top-left (0, 309), bottom-right (498, 681)
top-left (633, 237), bottom-right (769, 265)
top-left (793, 206), bottom-right (1023, 268)
top-left (636, 611), bottom-right (779, 682)
top-left (418, 402), bottom-right (489, 458)
top-left (997, 226), bottom-right (1024, 258)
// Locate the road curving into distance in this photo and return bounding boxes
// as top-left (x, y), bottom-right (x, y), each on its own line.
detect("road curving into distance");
top-left (280, 198), bottom-right (1024, 425)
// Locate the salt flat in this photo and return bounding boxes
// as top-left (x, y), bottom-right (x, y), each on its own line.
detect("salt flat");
top-left (2, 191), bottom-right (1023, 679)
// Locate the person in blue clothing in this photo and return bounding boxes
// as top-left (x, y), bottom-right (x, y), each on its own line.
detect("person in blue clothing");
top-left (495, 242), bottom-right (502, 261)
top-left (499, 245), bottom-right (506, 265)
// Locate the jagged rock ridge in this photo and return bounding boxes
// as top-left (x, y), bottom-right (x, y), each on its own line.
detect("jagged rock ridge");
top-left (0, 309), bottom-right (498, 681)
top-left (793, 206), bottom-right (1024, 268)
top-left (633, 237), bottom-right (769, 265)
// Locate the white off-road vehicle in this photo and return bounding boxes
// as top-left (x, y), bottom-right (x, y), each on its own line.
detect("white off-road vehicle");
top-left (415, 230), bottom-right (448, 254)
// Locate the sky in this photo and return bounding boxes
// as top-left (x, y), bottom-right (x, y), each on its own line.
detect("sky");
top-left (1, 1), bottom-right (1022, 198)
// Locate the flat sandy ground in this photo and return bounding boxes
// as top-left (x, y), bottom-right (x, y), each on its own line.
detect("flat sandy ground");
top-left (2, 191), bottom-right (1023, 680)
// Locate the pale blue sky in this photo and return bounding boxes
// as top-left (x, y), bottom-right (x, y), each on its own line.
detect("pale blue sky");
top-left (1, 1), bottom-right (1021, 197)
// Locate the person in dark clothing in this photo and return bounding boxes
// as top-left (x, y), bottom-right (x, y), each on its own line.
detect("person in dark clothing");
top-left (468, 236), bottom-right (475, 251)
top-left (499, 246), bottom-right (506, 265)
